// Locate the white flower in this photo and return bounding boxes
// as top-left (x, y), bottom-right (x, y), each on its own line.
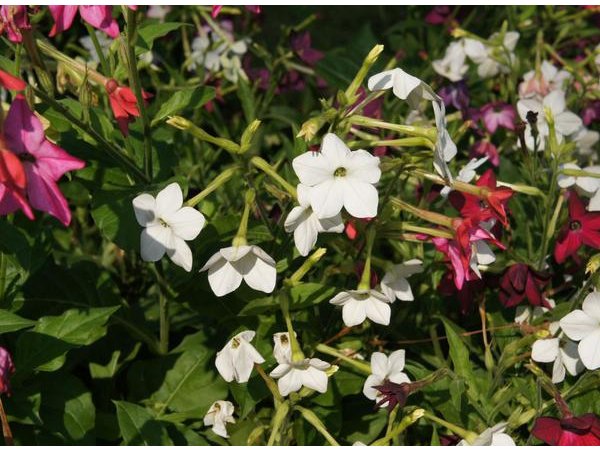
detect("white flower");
top-left (204, 400), bottom-right (235, 438)
top-left (273, 332), bottom-right (293, 365)
top-left (464, 31), bottom-right (519, 78)
top-left (517, 90), bottom-right (582, 152)
top-left (363, 350), bottom-right (410, 408)
top-left (519, 60), bottom-right (571, 99)
top-left (215, 330), bottom-right (265, 383)
top-left (79, 31), bottom-right (111, 63)
top-left (284, 184), bottom-right (344, 256)
top-left (329, 289), bottom-right (392, 327)
top-left (381, 259), bottom-right (423, 302)
top-left (132, 183), bottom-right (206, 272)
top-left (532, 335), bottom-right (584, 383)
top-left (270, 358), bottom-right (331, 397)
top-left (590, 189), bottom-right (600, 212)
top-left (458, 423), bottom-right (515, 446)
top-left (431, 100), bottom-right (457, 181)
top-left (368, 67), bottom-right (438, 109)
top-left (572, 127), bottom-right (600, 158)
top-left (200, 245), bottom-right (277, 297)
top-left (559, 291), bottom-right (600, 370)
top-left (441, 157), bottom-right (488, 197)
top-left (292, 133), bottom-right (381, 219)
top-left (432, 41), bottom-right (469, 82)
top-left (147, 5), bottom-right (171, 21)
top-left (557, 163), bottom-right (600, 194)
top-left (515, 299), bottom-right (555, 324)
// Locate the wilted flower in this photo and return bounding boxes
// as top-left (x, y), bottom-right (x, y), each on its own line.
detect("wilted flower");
top-left (560, 291), bottom-right (600, 370)
top-left (132, 182), bottom-right (206, 271)
top-left (215, 330), bottom-right (265, 383)
top-left (204, 400), bottom-right (235, 438)
top-left (200, 245), bottom-right (277, 297)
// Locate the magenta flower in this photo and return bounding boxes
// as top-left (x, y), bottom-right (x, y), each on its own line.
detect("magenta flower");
top-left (49, 6), bottom-right (119, 38)
top-left (0, 5), bottom-right (30, 43)
top-left (480, 102), bottom-right (516, 133)
top-left (582, 100), bottom-right (600, 126)
top-left (4, 95), bottom-right (85, 226)
top-left (0, 346), bottom-right (14, 395)
top-left (470, 140), bottom-right (500, 167)
top-left (439, 81), bottom-right (469, 111)
top-left (424, 6), bottom-right (451, 25)
top-left (291, 31), bottom-right (324, 67)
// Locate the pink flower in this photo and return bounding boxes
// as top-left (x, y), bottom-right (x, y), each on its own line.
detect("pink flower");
top-left (0, 5), bottom-right (30, 43)
top-left (425, 6), bottom-right (451, 25)
top-left (470, 140), bottom-right (499, 167)
top-left (291, 31), bottom-right (324, 67)
top-left (0, 137), bottom-right (32, 220)
top-left (0, 69), bottom-right (26, 91)
top-left (0, 347), bottom-right (14, 395)
top-left (3, 95), bottom-right (85, 225)
top-left (49, 6), bottom-right (119, 38)
top-left (480, 102), bottom-right (516, 133)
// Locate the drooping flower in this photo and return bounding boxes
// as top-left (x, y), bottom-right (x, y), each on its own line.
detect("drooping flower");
top-left (272, 332), bottom-right (292, 365)
top-left (559, 291), bottom-right (600, 370)
top-left (368, 67), bottom-right (437, 109)
top-left (200, 245), bottom-right (277, 297)
top-left (459, 423), bottom-right (516, 446)
top-left (499, 263), bottom-right (551, 308)
top-left (105, 79), bottom-right (152, 136)
top-left (329, 289), bottom-right (393, 327)
top-left (269, 357), bottom-right (330, 397)
top-left (204, 400), bottom-right (235, 438)
top-left (554, 192), bottom-right (600, 263)
top-left (0, 346), bottom-right (15, 395)
top-left (49, 6), bottom-right (120, 38)
top-left (215, 330), bottom-right (265, 383)
top-left (438, 267), bottom-right (486, 314)
top-left (284, 184), bottom-right (344, 256)
top-left (380, 259), bottom-right (423, 302)
top-left (532, 335), bottom-right (584, 384)
top-left (132, 182), bottom-right (206, 272)
top-left (0, 5), bottom-right (30, 43)
top-left (480, 102), bottom-right (516, 133)
top-left (532, 414), bottom-right (600, 445)
top-left (0, 69), bottom-right (26, 91)
top-left (363, 350), bottom-right (410, 409)
top-left (3, 95), bottom-right (85, 225)
top-left (292, 133), bottom-right (381, 219)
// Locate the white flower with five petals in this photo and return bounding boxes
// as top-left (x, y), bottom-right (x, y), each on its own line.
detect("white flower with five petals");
top-left (559, 291), bottom-right (600, 370)
top-left (458, 423), bottom-right (515, 446)
top-left (284, 184), bottom-right (344, 256)
top-left (269, 358), bottom-right (331, 397)
top-left (200, 245), bottom-right (277, 297)
top-left (292, 133), bottom-right (381, 219)
top-left (132, 183), bottom-right (206, 272)
top-left (531, 334), bottom-right (584, 384)
top-left (204, 400), bottom-right (235, 438)
top-left (215, 330), bottom-right (265, 383)
top-left (432, 41), bottom-right (469, 82)
top-left (363, 350), bottom-right (410, 408)
top-left (329, 289), bottom-right (393, 327)
top-left (381, 259), bottom-right (424, 302)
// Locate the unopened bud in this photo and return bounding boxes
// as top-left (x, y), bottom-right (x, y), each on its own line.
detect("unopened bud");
top-left (240, 119), bottom-right (261, 153)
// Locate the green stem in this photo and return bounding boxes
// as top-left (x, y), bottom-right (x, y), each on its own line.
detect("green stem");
top-left (84, 24), bottom-right (111, 76)
top-left (346, 115), bottom-right (437, 141)
top-left (32, 86), bottom-right (149, 183)
top-left (167, 116), bottom-right (241, 154)
top-left (0, 253), bottom-right (6, 304)
top-left (372, 409), bottom-right (425, 446)
top-left (155, 263), bottom-right (170, 355)
top-left (358, 228), bottom-right (376, 290)
top-left (184, 165), bottom-right (241, 207)
top-left (315, 344), bottom-right (371, 375)
top-left (126, 8), bottom-right (153, 179)
top-left (232, 189), bottom-right (255, 247)
top-left (280, 291), bottom-right (304, 361)
top-left (421, 411), bottom-right (477, 443)
top-left (250, 156), bottom-right (297, 199)
top-left (267, 400), bottom-right (290, 446)
top-left (295, 406), bottom-right (340, 446)
top-left (255, 364), bottom-right (283, 405)
top-left (537, 165), bottom-right (561, 271)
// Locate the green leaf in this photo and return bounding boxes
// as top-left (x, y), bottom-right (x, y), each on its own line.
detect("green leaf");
top-left (239, 283), bottom-right (336, 316)
top-left (441, 318), bottom-right (478, 395)
top-left (138, 22), bottom-right (187, 50)
top-left (0, 309), bottom-right (35, 334)
top-left (151, 86), bottom-right (216, 126)
top-left (91, 188), bottom-right (141, 252)
top-left (237, 77), bottom-right (256, 123)
top-left (114, 401), bottom-right (173, 445)
top-left (35, 306), bottom-right (120, 345)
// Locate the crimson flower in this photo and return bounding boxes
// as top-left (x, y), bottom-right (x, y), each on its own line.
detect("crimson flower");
top-left (3, 95), bottom-right (85, 225)
top-left (105, 79), bottom-right (151, 136)
top-left (0, 347), bottom-right (14, 395)
top-left (0, 69), bottom-right (26, 91)
top-left (0, 5), bottom-right (30, 43)
top-left (554, 191), bottom-right (600, 264)
top-left (499, 263), bottom-right (551, 308)
top-left (0, 138), bottom-right (32, 220)
top-left (438, 267), bottom-right (486, 314)
top-left (449, 169), bottom-right (514, 226)
top-left (49, 6), bottom-right (120, 38)
top-left (532, 414), bottom-right (600, 445)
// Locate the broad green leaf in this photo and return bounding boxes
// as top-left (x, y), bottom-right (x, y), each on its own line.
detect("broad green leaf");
top-left (138, 22), bottom-right (187, 50)
top-left (441, 318), bottom-right (478, 396)
top-left (114, 401), bottom-right (173, 445)
top-left (239, 283), bottom-right (336, 316)
top-left (35, 306), bottom-right (120, 345)
top-left (237, 77), bottom-right (256, 122)
top-left (0, 309), bottom-right (35, 334)
top-left (151, 86), bottom-right (216, 126)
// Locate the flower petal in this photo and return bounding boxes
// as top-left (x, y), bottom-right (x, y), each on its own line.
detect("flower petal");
top-left (301, 366), bottom-right (328, 393)
top-left (166, 236), bottom-right (194, 272)
top-left (364, 297), bottom-right (391, 325)
top-left (140, 225), bottom-right (168, 262)
top-left (132, 193), bottom-right (157, 226)
top-left (560, 310), bottom-right (599, 341)
top-left (155, 183), bottom-right (183, 218)
top-left (309, 178), bottom-right (345, 219)
top-left (292, 152), bottom-right (333, 186)
top-left (342, 181), bottom-right (379, 218)
top-left (582, 292), bottom-right (600, 322)
top-left (531, 338), bottom-right (559, 363)
top-left (164, 206), bottom-right (206, 241)
top-left (207, 259), bottom-right (243, 297)
top-left (341, 299), bottom-right (367, 327)
top-left (577, 328), bottom-right (600, 370)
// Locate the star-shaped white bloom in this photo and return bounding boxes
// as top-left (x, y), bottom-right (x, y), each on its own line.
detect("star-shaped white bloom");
top-left (273, 332), bottom-right (293, 365)
top-left (200, 245), bottom-right (277, 297)
top-left (559, 291), bottom-right (600, 370)
top-left (381, 259), bottom-right (423, 302)
top-left (517, 90), bottom-right (582, 152)
top-left (441, 157), bottom-right (488, 197)
top-left (132, 182), bottom-right (206, 272)
top-left (329, 289), bottom-right (392, 327)
top-left (531, 335), bottom-right (584, 384)
top-left (204, 400), bottom-right (235, 438)
top-left (269, 357), bottom-right (331, 397)
top-left (292, 133), bottom-right (381, 219)
top-left (557, 163), bottom-right (600, 194)
top-left (363, 350), bottom-right (410, 408)
top-left (572, 127), bottom-right (600, 159)
top-left (458, 423), bottom-right (516, 446)
top-left (367, 67), bottom-right (437, 109)
top-left (284, 184), bottom-right (344, 256)
top-left (432, 41), bottom-right (469, 82)
top-left (215, 330), bottom-right (265, 383)
top-left (464, 31), bottom-right (519, 79)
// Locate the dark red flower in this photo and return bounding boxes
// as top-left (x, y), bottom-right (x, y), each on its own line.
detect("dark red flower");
top-left (0, 346), bottom-right (15, 395)
top-left (499, 263), bottom-right (551, 308)
top-left (374, 379), bottom-right (412, 411)
top-left (532, 414), bottom-right (600, 446)
top-left (554, 191), bottom-right (600, 264)
top-left (105, 79), bottom-right (151, 136)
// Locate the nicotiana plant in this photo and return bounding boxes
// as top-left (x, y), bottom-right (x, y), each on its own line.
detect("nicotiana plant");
top-left (0, 4), bottom-right (598, 446)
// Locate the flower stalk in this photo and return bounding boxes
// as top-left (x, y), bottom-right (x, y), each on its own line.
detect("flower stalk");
top-left (167, 116), bottom-right (241, 154)
top-left (295, 406), bottom-right (340, 446)
top-left (184, 165), bottom-right (241, 207)
top-left (250, 156), bottom-right (297, 199)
